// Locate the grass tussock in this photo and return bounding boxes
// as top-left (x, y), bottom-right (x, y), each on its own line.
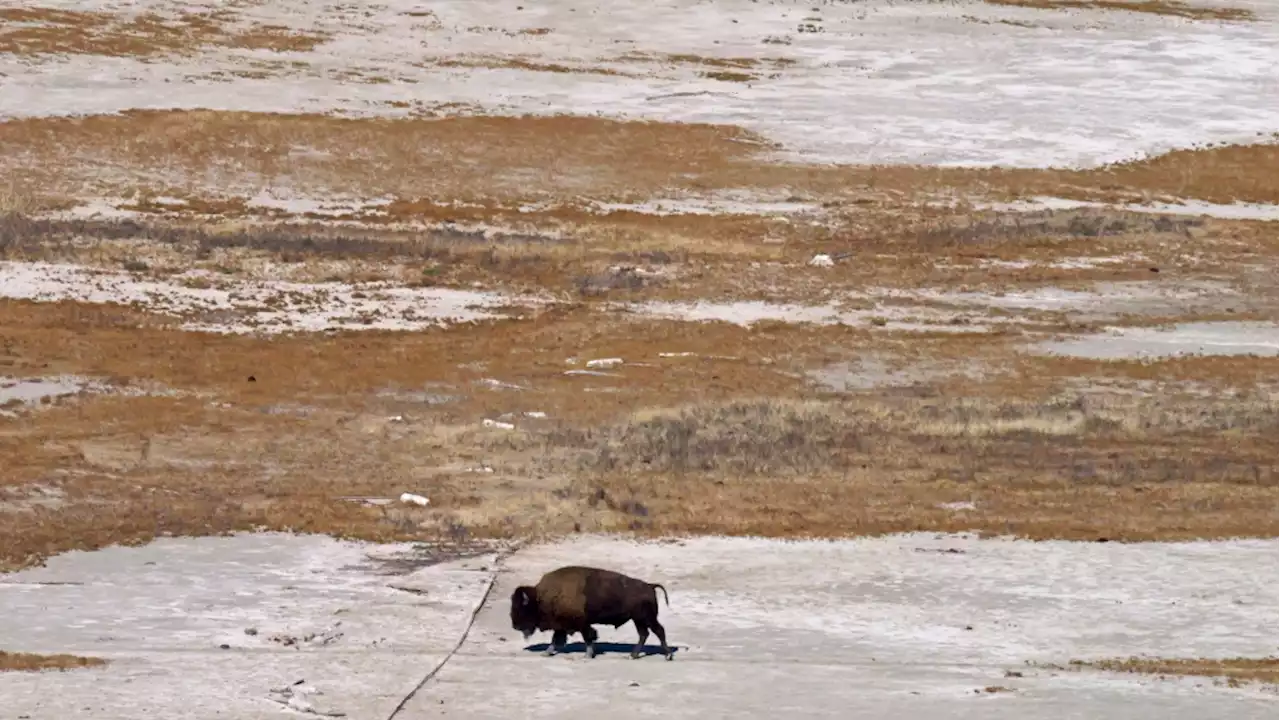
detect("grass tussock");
top-left (1058, 657), bottom-right (1278, 685)
top-left (0, 651), bottom-right (107, 672)
top-left (0, 8), bottom-right (328, 57)
top-left (985, 0), bottom-right (1254, 21)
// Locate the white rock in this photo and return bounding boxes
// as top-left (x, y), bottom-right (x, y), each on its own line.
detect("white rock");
top-left (399, 493), bottom-right (430, 506)
top-left (482, 418), bottom-right (516, 430)
top-left (523, 411), bottom-right (547, 419)
top-left (585, 358), bottom-right (624, 368)
top-left (808, 254), bottom-right (835, 268)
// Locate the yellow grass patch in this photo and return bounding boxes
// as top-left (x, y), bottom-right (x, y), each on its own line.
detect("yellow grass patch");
top-left (1065, 657), bottom-right (1278, 685)
top-left (985, 0), bottom-right (1254, 21)
top-left (0, 651), bottom-right (107, 672)
top-left (0, 7), bottom-right (328, 57)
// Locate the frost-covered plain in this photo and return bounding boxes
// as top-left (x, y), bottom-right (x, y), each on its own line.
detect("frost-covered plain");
top-left (0, 261), bottom-right (544, 334)
top-left (1036, 320), bottom-right (1280, 359)
top-left (0, 533), bottom-right (1275, 719)
top-left (0, 0), bottom-right (1276, 167)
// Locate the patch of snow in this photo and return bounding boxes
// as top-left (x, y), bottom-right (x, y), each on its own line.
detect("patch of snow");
top-left (434, 533), bottom-right (1279, 718)
top-left (244, 191), bottom-right (397, 218)
top-left (0, 534), bottom-right (502, 720)
top-left (0, 261), bottom-right (543, 335)
top-left (0, 0), bottom-right (1274, 167)
top-left (1033, 321), bottom-right (1280, 359)
top-left (481, 418), bottom-right (516, 430)
top-left (987, 197), bottom-right (1280, 221)
top-left (807, 253), bottom-right (835, 268)
top-left (636, 298), bottom-right (993, 332)
top-left (808, 356), bottom-right (987, 391)
top-left (585, 357), bottom-right (624, 368)
top-left (0, 375), bottom-right (166, 415)
top-left (889, 280), bottom-right (1243, 318)
top-left (591, 197), bottom-right (820, 216)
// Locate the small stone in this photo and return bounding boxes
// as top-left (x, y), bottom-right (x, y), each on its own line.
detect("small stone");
top-left (219, 644), bottom-right (231, 650)
top-left (244, 628), bottom-right (258, 636)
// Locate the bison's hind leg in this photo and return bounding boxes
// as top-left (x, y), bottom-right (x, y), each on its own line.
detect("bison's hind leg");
top-left (630, 617), bottom-right (651, 660)
top-left (649, 616), bottom-right (672, 661)
top-left (544, 629), bottom-right (568, 657)
top-left (581, 626), bottom-right (599, 659)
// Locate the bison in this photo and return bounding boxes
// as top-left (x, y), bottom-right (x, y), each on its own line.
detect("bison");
top-left (509, 565), bottom-right (673, 661)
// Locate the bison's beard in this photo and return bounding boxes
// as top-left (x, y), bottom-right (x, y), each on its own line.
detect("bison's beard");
top-left (521, 629), bottom-right (533, 640)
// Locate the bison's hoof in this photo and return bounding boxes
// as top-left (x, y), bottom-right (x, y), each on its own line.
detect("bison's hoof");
top-left (665, 653), bottom-right (674, 662)
top-left (630, 653), bottom-right (640, 660)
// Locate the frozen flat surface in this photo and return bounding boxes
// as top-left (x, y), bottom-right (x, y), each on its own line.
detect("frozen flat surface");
top-left (0, 261), bottom-right (543, 334)
top-left (1, 533), bottom-right (1276, 719)
top-left (0, 0), bottom-right (1276, 167)
top-left (1035, 321), bottom-right (1280, 358)
top-left (0, 534), bottom-right (502, 720)
top-left (986, 197), bottom-right (1280, 221)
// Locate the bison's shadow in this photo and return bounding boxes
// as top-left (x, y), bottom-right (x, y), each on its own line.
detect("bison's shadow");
top-left (522, 641), bottom-right (681, 658)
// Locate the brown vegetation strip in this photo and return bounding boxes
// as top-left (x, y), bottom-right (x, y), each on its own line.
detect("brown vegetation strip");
top-left (0, 651), bottom-right (107, 672)
top-left (0, 7), bottom-right (327, 57)
top-left (985, 0), bottom-right (1254, 21)
top-left (1058, 657), bottom-right (1278, 685)
top-left (0, 298), bottom-right (1274, 571)
top-left (0, 111), bottom-right (1275, 210)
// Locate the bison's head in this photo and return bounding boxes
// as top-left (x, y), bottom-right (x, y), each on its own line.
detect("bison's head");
top-left (510, 585), bottom-right (540, 639)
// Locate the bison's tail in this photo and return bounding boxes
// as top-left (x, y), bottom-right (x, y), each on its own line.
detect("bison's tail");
top-left (651, 583), bottom-right (670, 607)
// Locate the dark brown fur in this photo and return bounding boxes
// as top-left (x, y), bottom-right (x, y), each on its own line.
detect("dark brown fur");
top-left (510, 565), bottom-right (673, 660)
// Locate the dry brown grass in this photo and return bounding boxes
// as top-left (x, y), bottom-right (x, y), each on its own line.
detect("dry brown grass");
top-left (0, 293), bottom-right (1274, 572)
top-left (985, 0), bottom-right (1255, 21)
top-left (428, 55), bottom-right (630, 77)
top-left (0, 651), bottom-right (107, 672)
top-left (0, 8), bottom-right (328, 57)
top-left (0, 111), bottom-right (1274, 214)
top-left (1056, 657), bottom-right (1278, 685)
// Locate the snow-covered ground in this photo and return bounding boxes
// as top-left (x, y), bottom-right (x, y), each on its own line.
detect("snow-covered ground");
top-left (0, 533), bottom-right (1275, 719)
top-left (0, 261), bottom-right (546, 334)
top-left (1, 0), bottom-right (1276, 168)
top-left (1035, 320), bottom-right (1280, 359)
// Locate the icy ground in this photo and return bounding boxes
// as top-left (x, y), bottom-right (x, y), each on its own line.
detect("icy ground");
top-left (0, 533), bottom-right (1275, 719)
top-left (0, 261), bottom-right (545, 334)
top-left (0, 0), bottom-right (1276, 167)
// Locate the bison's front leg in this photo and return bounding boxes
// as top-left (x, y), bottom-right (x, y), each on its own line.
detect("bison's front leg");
top-left (581, 627), bottom-right (599, 659)
top-left (544, 630), bottom-right (567, 657)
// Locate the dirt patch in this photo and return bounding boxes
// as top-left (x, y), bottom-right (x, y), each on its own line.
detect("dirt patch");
top-left (0, 8), bottom-right (328, 57)
top-left (0, 650), bottom-right (107, 672)
top-left (984, 0), bottom-right (1255, 21)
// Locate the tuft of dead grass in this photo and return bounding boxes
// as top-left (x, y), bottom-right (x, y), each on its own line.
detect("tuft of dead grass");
top-left (984, 0), bottom-right (1255, 21)
top-left (0, 651), bottom-right (107, 672)
top-left (1051, 657), bottom-right (1278, 685)
top-left (0, 7), bottom-right (328, 57)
